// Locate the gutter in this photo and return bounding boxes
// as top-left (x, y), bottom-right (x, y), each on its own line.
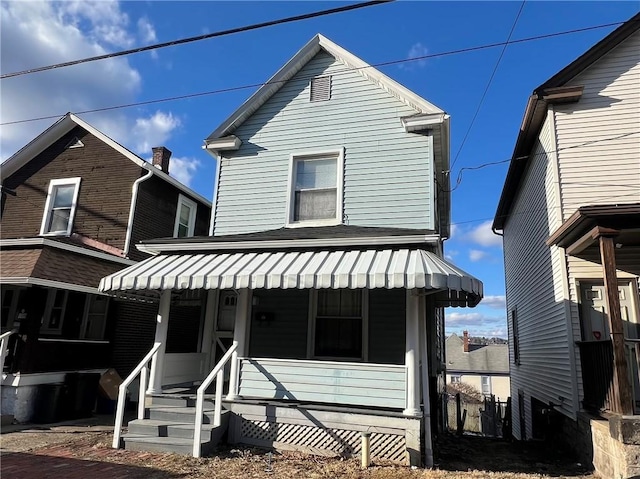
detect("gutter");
top-left (124, 169), bottom-right (154, 257)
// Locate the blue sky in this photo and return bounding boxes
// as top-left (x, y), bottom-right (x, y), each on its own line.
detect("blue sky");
top-left (1, 1), bottom-right (638, 338)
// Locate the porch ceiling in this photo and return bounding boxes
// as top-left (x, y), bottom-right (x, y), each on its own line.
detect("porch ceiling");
top-left (99, 248), bottom-right (483, 306)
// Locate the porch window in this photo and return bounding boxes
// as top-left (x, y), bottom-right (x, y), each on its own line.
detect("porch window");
top-left (313, 289), bottom-right (364, 360)
top-left (40, 177), bottom-right (81, 236)
top-left (174, 194), bottom-right (197, 238)
top-left (287, 149), bottom-right (344, 226)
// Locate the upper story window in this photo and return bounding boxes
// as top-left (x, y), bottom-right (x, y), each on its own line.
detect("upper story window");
top-left (174, 194), bottom-right (198, 238)
top-left (286, 149), bottom-right (344, 227)
top-left (510, 307), bottom-right (520, 365)
top-left (310, 76), bottom-right (331, 102)
top-left (40, 177), bottom-right (81, 236)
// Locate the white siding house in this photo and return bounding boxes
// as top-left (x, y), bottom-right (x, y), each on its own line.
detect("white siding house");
top-left (99, 35), bottom-right (482, 467)
top-left (493, 14), bottom-right (640, 479)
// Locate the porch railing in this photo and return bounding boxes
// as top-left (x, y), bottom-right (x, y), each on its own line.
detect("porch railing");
top-left (112, 342), bottom-right (161, 449)
top-left (578, 340), bottom-right (614, 412)
top-left (0, 329), bottom-right (18, 373)
top-left (193, 341), bottom-right (237, 458)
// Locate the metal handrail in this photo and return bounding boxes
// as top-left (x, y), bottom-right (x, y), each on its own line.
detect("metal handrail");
top-left (112, 342), bottom-right (162, 449)
top-left (193, 341), bottom-right (238, 458)
top-left (0, 329), bottom-right (18, 373)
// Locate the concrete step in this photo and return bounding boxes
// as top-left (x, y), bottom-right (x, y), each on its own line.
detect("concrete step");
top-left (146, 406), bottom-right (218, 424)
top-left (128, 413), bottom-right (230, 440)
top-left (123, 410), bottom-right (229, 456)
top-left (150, 394), bottom-right (216, 408)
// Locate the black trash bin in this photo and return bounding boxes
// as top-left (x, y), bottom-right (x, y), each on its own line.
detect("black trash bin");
top-left (32, 384), bottom-right (63, 424)
top-left (63, 373), bottom-right (100, 419)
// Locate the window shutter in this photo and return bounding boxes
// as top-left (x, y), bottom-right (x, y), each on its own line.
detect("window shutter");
top-left (310, 76), bottom-right (331, 102)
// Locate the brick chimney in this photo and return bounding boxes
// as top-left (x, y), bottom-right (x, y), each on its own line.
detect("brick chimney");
top-left (152, 146), bottom-right (172, 173)
top-left (463, 330), bottom-right (469, 353)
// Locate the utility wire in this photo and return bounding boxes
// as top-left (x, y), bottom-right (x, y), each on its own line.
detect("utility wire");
top-left (0, 1), bottom-right (393, 80)
top-left (440, 131), bottom-right (640, 194)
top-left (450, 1), bottom-right (526, 171)
top-left (1, 19), bottom-right (631, 127)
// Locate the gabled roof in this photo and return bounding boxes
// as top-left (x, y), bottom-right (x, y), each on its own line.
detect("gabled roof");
top-left (493, 13), bottom-right (640, 230)
top-left (204, 33), bottom-right (445, 142)
top-left (1, 113), bottom-right (211, 206)
top-left (445, 334), bottom-right (509, 375)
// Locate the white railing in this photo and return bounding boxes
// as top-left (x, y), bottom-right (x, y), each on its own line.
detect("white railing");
top-left (0, 329), bottom-right (18, 373)
top-left (112, 342), bottom-right (162, 449)
top-left (192, 341), bottom-right (238, 458)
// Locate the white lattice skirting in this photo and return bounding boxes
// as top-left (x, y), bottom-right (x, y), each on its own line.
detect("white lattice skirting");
top-left (240, 418), bottom-right (409, 464)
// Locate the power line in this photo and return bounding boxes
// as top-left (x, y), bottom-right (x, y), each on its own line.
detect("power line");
top-left (1, 19), bottom-right (630, 127)
top-left (450, 0), bottom-right (526, 171)
top-left (442, 131), bottom-right (640, 194)
top-left (0, 1), bottom-right (393, 80)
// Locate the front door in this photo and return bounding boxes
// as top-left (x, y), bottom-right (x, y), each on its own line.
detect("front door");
top-left (211, 290), bottom-right (237, 369)
top-left (580, 281), bottom-right (640, 410)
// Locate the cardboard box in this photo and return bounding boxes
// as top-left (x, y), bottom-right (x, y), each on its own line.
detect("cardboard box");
top-left (99, 368), bottom-right (122, 401)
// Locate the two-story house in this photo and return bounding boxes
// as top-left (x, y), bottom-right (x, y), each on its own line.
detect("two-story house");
top-left (492, 14), bottom-right (639, 479)
top-left (0, 113), bottom-right (211, 423)
top-left (99, 34), bottom-right (483, 466)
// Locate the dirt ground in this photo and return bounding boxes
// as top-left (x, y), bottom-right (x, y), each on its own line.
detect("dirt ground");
top-left (0, 419), bottom-right (596, 479)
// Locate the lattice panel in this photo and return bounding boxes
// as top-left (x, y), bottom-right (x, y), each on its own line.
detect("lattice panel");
top-left (240, 418), bottom-right (408, 463)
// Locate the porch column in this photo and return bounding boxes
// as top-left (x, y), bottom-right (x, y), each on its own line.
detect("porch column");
top-left (419, 294), bottom-right (434, 468)
top-left (597, 230), bottom-right (633, 415)
top-left (227, 289), bottom-right (250, 400)
top-left (148, 290), bottom-right (171, 394)
top-left (404, 289), bottom-right (421, 416)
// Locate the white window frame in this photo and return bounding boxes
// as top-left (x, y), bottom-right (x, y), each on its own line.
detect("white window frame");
top-left (174, 194), bottom-right (198, 238)
top-left (481, 375), bottom-right (491, 396)
top-left (285, 148), bottom-right (344, 228)
top-left (306, 289), bottom-right (368, 361)
top-left (39, 177), bottom-right (81, 236)
top-left (40, 290), bottom-right (109, 339)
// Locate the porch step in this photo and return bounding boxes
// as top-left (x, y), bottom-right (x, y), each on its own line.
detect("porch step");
top-left (147, 405), bottom-right (218, 424)
top-left (122, 435), bottom-right (217, 455)
top-left (150, 394), bottom-right (216, 408)
top-left (122, 404), bottom-right (231, 455)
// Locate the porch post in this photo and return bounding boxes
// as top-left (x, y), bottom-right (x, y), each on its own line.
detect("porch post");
top-left (404, 289), bottom-right (421, 416)
top-left (597, 231), bottom-right (633, 414)
top-left (148, 290), bottom-right (171, 394)
top-left (227, 288), bottom-right (250, 400)
top-left (419, 294), bottom-right (434, 468)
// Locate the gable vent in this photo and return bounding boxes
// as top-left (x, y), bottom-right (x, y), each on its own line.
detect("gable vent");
top-left (65, 137), bottom-right (84, 149)
top-left (310, 76), bottom-right (331, 102)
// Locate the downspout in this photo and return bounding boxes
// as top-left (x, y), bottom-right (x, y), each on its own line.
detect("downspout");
top-left (124, 168), bottom-right (154, 257)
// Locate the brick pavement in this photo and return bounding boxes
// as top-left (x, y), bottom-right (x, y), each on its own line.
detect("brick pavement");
top-left (0, 443), bottom-right (180, 478)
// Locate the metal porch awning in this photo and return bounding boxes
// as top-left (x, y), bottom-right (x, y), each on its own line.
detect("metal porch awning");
top-left (99, 248), bottom-right (483, 306)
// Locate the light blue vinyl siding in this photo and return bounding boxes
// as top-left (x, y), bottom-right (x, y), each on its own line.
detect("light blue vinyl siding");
top-left (249, 289), bottom-right (309, 359)
top-left (214, 51), bottom-right (432, 235)
top-left (239, 358), bottom-right (407, 409)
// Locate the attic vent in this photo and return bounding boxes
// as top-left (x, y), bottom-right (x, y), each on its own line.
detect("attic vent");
top-left (310, 76), bottom-right (331, 102)
top-left (65, 137), bottom-right (84, 149)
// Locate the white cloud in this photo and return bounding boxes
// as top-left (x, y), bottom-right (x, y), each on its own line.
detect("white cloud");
top-left (469, 249), bottom-right (487, 262)
top-left (169, 156), bottom-right (201, 187)
top-left (444, 249), bottom-right (458, 261)
top-left (133, 111), bottom-right (181, 154)
top-left (399, 42), bottom-right (428, 70)
top-left (0, 1), bottom-right (161, 161)
top-left (445, 311), bottom-right (507, 339)
top-left (137, 16), bottom-right (157, 44)
top-left (481, 295), bottom-right (506, 309)
top-left (467, 220), bottom-right (503, 248)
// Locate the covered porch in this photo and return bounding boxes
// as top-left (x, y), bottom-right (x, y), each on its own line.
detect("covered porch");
top-left (547, 203), bottom-right (640, 479)
top-left (99, 231), bottom-right (482, 465)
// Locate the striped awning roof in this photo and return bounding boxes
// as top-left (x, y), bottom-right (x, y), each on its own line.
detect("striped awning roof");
top-left (99, 248), bottom-right (482, 305)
